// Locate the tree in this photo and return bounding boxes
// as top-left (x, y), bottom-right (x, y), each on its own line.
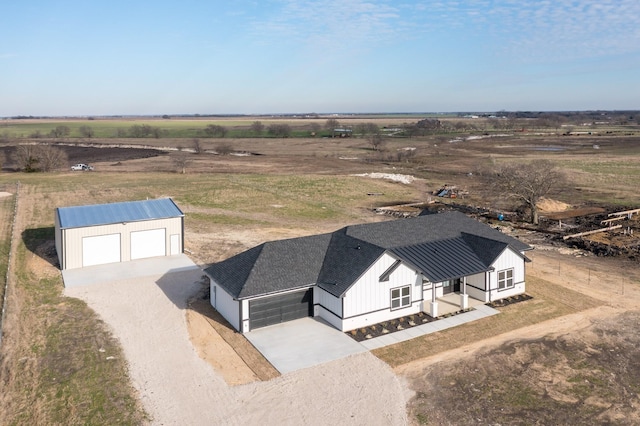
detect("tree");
top-left (368, 131), bottom-right (386, 151)
top-left (267, 123), bottom-right (291, 138)
top-left (49, 125), bottom-right (71, 138)
top-left (13, 144), bottom-right (67, 172)
top-left (192, 138), bottom-right (203, 154)
top-left (38, 145), bottom-right (68, 172)
top-left (79, 125), bottom-right (95, 138)
top-left (171, 151), bottom-right (192, 174)
top-left (250, 121), bottom-right (265, 135)
top-left (355, 122), bottom-right (379, 137)
top-left (14, 145), bottom-right (40, 172)
top-left (203, 124), bottom-right (228, 138)
top-left (490, 160), bottom-right (565, 225)
top-left (325, 118), bottom-right (340, 131)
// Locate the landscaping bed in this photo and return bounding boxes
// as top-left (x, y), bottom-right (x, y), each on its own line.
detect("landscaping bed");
top-left (347, 295), bottom-right (534, 342)
top-left (487, 293), bottom-right (533, 308)
top-left (347, 309), bottom-right (470, 342)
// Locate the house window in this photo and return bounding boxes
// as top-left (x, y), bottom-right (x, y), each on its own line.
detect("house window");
top-left (498, 269), bottom-right (514, 290)
top-left (391, 285), bottom-right (411, 310)
top-left (380, 259), bottom-right (401, 282)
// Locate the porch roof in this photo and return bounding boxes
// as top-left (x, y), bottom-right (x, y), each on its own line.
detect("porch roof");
top-left (391, 236), bottom-right (504, 282)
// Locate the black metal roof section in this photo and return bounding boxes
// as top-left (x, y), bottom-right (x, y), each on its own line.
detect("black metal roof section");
top-left (205, 233), bottom-right (332, 299)
top-left (392, 237), bottom-right (494, 283)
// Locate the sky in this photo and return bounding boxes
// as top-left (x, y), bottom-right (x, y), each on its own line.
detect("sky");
top-left (1, 0), bottom-right (639, 116)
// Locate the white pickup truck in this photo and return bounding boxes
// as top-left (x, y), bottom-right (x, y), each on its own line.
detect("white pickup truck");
top-left (71, 163), bottom-right (94, 171)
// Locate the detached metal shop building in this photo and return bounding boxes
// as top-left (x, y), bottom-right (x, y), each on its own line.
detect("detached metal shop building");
top-left (55, 198), bottom-right (184, 270)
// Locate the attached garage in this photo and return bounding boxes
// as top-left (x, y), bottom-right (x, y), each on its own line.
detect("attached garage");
top-left (249, 289), bottom-right (313, 329)
top-left (55, 198), bottom-right (184, 271)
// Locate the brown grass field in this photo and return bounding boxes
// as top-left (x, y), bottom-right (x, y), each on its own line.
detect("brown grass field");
top-left (0, 115), bottom-right (639, 424)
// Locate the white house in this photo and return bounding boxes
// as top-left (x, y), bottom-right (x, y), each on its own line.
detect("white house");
top-left (204, 211), bottom-right (531, 333)
top-left (55, 198), bottom-right (184, 270)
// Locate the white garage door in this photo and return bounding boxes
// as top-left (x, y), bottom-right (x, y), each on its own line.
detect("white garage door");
top-left (131, 229), bottom-right (166, 260)
top-left (82, 234), bottom-right (121, 267)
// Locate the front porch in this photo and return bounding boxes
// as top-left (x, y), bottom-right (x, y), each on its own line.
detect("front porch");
top-left (428, 292), bottom-right (486, 317)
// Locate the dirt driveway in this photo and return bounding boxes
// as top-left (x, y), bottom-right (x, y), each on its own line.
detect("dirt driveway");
top-left (65, 266), bottom-right (409, 425)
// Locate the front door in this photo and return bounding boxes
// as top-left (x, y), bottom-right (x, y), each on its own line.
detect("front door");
top-left (442, 278), bottom-right (461, 295)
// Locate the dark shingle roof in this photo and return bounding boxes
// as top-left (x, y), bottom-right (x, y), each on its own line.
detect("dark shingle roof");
top-left (205, 211), bottom-right (531, 300)
top-left (347, 211), bottom-right (530, 251)
top-left (316, 230), bottom-right (385, 297)
top-left (205, 234), bottom-right (332, 299)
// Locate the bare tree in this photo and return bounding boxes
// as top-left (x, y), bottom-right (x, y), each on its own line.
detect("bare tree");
top-left (250, 121), bottom-right (265, 135)
top-left (13, 145), bottom-right (40, 172)
top-left (79, 125), bottom-right (95, 138)
top-left (203, 124), bottom-right (228, 138)
top-left (171, 151), bottom-right (192, 174)
top-left (38, 145), bottom-right (68, 172)
top-left (368, 131), bottom-right (386, 151)
top-left (267, 124), bottom-right (292, 138)
top-left (49, 125), bottom-right (71, 138)
top-left (192, 138), bottom-right (202, 154)
top-left (13, 144), bottom-right (67, 172)
top-left (325, 118), bottom-right (340, 131)
top-left (490, 160), bottom-right (565, 225)
top-left (355, 122), bottom-right (379, 137)
top-left (215, 143), bottom-right (233, 155)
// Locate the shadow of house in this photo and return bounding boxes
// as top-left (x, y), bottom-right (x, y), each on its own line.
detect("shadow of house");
top-left (153, 264), bottom-right (205, 310)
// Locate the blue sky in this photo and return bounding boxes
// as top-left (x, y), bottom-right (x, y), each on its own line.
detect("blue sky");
top-left (2, 0), bottom-right (639, 116)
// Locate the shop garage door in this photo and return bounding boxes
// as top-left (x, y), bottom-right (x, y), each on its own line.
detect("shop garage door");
top-left (249, 289), bottom-right (313, 330)
top-left (83, 234), bottom-right (121, 267)
top-left (131, 229), bottom-right (166, 260)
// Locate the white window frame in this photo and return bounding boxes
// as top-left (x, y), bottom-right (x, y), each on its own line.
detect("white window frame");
top-left (391, 285), bottom-right (411, 310)
top-left (498, 268), bottom-right (514, 290)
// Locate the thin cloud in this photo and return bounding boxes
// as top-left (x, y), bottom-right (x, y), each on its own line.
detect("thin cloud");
top-left (250, 0), bottom-right (401, 53)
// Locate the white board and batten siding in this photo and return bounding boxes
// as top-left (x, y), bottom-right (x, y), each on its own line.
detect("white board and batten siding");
top-left (339, 253), bottom-right (422, 332)
top-left (210, 281), bottom-right (240, 331)
top-left (486, 247), bottom-right (526, 301)
top-left (314, 287), bottom-right (343, 330)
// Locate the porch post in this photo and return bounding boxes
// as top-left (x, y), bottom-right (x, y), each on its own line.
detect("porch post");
top-left (430, 282), bottom-right (439, 317)
top-left (460, 277), bottom-right (469, 310)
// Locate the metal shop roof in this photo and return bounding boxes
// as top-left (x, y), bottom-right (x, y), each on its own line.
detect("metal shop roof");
top-left (57, 198), bottom-right (183, 229)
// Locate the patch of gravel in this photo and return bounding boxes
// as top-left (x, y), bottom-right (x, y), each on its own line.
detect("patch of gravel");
top-left (65, 268), bottom-right (409, 425)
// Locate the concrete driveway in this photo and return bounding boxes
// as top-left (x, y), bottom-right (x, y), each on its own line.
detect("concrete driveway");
top-left (61, 254), bottom-right (200, 287)
top-left (245, 317), bottom-right (367, 374)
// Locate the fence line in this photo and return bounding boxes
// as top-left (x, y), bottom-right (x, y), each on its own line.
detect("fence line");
top-left (0, 181), bottom-right (20, 348)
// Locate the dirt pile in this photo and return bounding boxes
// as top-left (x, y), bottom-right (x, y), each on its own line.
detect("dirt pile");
top-left (537, 197), bottom-right (571, 212)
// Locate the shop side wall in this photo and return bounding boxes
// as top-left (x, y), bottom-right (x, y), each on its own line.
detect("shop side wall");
top-left (54, 211), bottom-right (62, 269)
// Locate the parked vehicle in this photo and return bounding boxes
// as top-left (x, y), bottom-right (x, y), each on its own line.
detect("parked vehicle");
top-left (71, 164), bottom-right (94, 171)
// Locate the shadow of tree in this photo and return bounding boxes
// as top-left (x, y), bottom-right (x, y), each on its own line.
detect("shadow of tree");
top-left (22, 226), bottom-right (58, 267)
